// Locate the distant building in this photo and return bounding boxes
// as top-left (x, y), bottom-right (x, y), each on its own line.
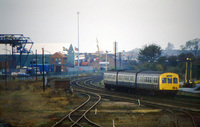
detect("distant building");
top-left (50, 52), bottom-right (67, 72)
top-left (161, 50), bottom-right (181, 56)
top-left (90, 54), bottom-right (118, 70)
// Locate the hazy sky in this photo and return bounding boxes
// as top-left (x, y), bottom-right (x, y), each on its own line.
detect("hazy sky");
top-left (0, 0), bottom-right (200, 54)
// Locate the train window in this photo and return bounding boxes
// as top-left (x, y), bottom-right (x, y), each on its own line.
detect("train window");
top-left (149, 77), bottom-right (152, 82)
top-left (130, 76), bottom-right (134, 81)
top-left (112, 75), bottom-right (115, 80)
top-left (154, 77), bottom-right (158, 83)
top-left (162, 78), bottom-right (167, 83)
top-left (124, 76), bottom-right (129, 81)
top-left (173, 78), bottom-right (178, 83)
top-left (106, 75), bottom-right (109, 79)
top-left (119, 75), bottom-right (123, 80)
top-left (138, 77), bottom-right (141, 82)
top-left (168, 78), bottom-right (172, 84)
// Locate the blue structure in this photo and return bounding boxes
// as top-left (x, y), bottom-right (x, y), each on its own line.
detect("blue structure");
top-left (27, 64), bottom-right (54, 75)
top-left (0, 34), bottom-right (34, 69)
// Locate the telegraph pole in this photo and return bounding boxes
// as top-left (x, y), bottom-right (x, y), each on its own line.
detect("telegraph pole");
top-left (5, 44), bottom-right (7, 88)
top-left (42, 48), bottom-right (45, 92)
top-left (35, 49), bottom-right (37, 81)
top-left (114, 41), bottom-right (117, 70)
top-left (119, 52), bottom-right (122, 69)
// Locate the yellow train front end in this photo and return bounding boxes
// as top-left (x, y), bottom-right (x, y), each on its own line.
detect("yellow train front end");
top-left (159, 72), bottom-right (179, 96)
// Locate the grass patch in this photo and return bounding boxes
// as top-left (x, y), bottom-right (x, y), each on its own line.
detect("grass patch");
top-left (0, 79), bottom-right (85, 126)
top-left (87, 100), bottom-right (171, 127)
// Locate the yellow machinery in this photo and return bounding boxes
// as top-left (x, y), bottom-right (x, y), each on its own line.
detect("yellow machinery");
top-left (183, 58), bottom-right (200, 87)
top-left (184, 58), bottom-right (193, 87)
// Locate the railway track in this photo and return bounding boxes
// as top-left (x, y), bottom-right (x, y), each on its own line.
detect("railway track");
top-left (90, 76), bottom-right (199, 127)
top-left (51, 75), bottom-right (200, 127)
top-left (75, 76), bottom-right (200, 127)
top-left (52, 80), bottom-right (102, 127)
top-left (84, 77), bottom-right (200, 111)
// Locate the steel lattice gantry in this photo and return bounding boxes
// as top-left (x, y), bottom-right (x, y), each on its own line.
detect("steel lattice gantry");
top-left (0, 34), bottom-right (34, 69)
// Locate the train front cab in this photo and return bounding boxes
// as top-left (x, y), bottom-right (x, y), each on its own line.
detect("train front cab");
top-left (159, 73), bottom-right (179, 96)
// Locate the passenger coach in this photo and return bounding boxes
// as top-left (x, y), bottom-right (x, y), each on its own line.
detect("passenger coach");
top-left (104, 70), bottom-right (179, 96)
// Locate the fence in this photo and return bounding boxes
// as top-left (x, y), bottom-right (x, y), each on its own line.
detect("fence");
top-left (0, 70), bottom-right (104, 81)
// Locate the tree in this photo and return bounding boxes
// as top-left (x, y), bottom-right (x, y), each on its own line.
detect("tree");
top-left (181, 38), bottom-right (200, 56)
top-left (157, 56), bottom-right (167, 65)
top-left (178, 53), bottom-right (194, 63)
top-left (168, 56), bottom-right (178, 67)
top-left (138, 44), bottom-right (162, 63)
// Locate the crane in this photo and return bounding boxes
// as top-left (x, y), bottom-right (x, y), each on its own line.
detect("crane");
top-left (96, 38), bottom-right (100, 58)
top-left (0, 34), bottom-right (34, 69)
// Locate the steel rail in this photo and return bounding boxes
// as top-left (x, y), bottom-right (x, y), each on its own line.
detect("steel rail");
top-left (76, 77), bottom-right (200, 112)
top-left (76, 77), bottom-right (199, 127)
top-left (180, 109), bottom-right (197, 127)
top-left (51, 81), bottom-right (91, 127)
top-left (68, 92), bottom-right (91, 127)
top-left (82, 81), bottom-right (178, 127)
top-left (71, 76), bottom-right (200, 126)
top-left (69, 81), bottom-right (102, 127)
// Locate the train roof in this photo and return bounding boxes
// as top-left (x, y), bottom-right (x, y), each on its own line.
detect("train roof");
top-left (139, 71), bottom-right (164, 74)
top-left (104, 70), bottom-right (178, 76)
top-left (118, 70), bottom-right (140, 74)
top-left (105, 70), bottom-right (139, 73)
top-left (105, 70), bottom-right (165, 74)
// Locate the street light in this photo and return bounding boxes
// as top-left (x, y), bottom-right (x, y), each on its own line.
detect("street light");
top-left (77, 11), bottom-right (80, 67)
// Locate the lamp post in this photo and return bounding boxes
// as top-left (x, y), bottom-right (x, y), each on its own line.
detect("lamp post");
top-left (77, 11), bottom-right (80, 67)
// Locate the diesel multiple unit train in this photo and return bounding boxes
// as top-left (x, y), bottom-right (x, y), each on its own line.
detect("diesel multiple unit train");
top-left (104, 70), bottom-right (179, 96)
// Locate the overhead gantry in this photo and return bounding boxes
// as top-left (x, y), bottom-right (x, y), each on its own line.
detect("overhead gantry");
top-left (0, 34), bottom-right (34, 69)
